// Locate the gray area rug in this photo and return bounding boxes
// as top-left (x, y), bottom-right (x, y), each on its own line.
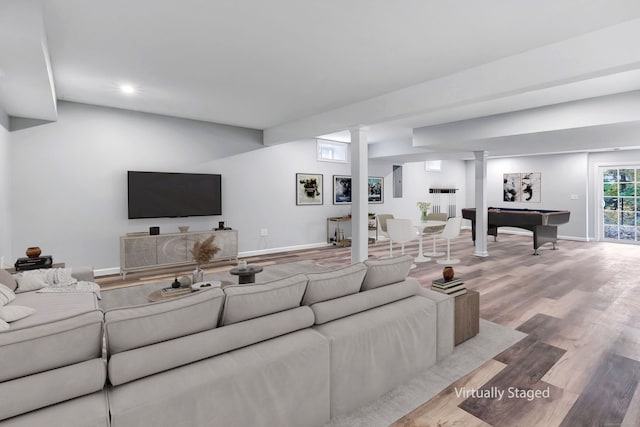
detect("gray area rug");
top-left (99, 260), bottom-right (328, 310)
top-left (325, 319), bottom-right (526, 427)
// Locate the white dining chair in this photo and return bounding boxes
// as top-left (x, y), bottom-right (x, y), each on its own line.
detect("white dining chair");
top-left (387, 219), bottom-right (419, 268)
top-left (422, 212), bottom-right (448, 257)
top-left (434, 217), bottom-right (463, 265)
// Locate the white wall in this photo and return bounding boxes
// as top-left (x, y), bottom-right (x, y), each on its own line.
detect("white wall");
top-left (374, 160), bottom-right (467, 224)
top-left (9, 102), bottom-right (266, 271)
top-left (0, 122), bottom-right (11, 266)
top-left (11, 102), bottom-right (453, 272)
top-left (465, 153), bottom-right (588, 239)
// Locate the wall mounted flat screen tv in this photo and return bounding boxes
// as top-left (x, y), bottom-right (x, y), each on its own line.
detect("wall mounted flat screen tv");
top-left (128, 171), bottom-right (222, 219)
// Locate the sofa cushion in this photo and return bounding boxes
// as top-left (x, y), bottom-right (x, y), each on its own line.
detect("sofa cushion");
top-left (0, 319), bottom-right (7, 331)
top-left (221, 274), bottom-right (308, 326)
top-left (0, 283), bottom-right (16, 306)
top-left (10, 292), bottom-right (99, 329)
top-left (108, 306), bottom-right (315, 386)
top-left (311, 279), bottom-right (420, 324)
top-left (13, 270), bottom-right (48, 293)
top-left (105, 287), bottom-right (224, 355)
top-left (302, 263), bottom-right (367, 305)
top-left (0, 269), bottom-right (17, 292)
top-left (0, 359), bottom-right (106, 422)
top-left (362, 255), bottom-right (413, 291)
top-left (0, 309), bottom-right (104, 382)
top-left (0, 305), bottom-right (35, 323)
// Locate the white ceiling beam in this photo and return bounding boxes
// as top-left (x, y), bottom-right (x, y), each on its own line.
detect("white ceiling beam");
top-left (0, 0), bottom-right (57, 121)
top-left (263, 18), bottom-right (640, 146)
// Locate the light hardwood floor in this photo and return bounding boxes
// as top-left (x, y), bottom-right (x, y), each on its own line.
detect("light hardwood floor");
top-left (97, 230), bottom-right (640, 426)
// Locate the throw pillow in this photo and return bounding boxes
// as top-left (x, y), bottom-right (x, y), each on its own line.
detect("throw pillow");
top-left (0, 283), bottom-right (16, 306)
top-left (0, 269), bottom-right (18, 292)
top-left (302, 263), bottom-right (368, 305)
top-left (14, 270), bottom-right (48, 293)
top-left (362, 255), bottom-right (413, 291)
top-left (0, 318), bottom-right (8, 331)
top-left (0, 305), bottom-right (35, 322)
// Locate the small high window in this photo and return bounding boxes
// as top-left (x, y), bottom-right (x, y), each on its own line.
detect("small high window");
top-left (317, 139), bottom-right (349, 163)
top-left (425, 160), bottom-right (442, 172)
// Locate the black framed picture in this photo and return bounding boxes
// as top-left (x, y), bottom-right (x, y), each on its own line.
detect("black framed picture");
top-left (368, 177), bottom-right (383, 203)
top-left (296, 173), bottom-right (323, 205)
top-left (333, 175), bottom-right (352, 204)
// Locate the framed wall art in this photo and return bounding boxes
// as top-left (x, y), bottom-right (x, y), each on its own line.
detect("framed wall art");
top-left (368, 177), bottom-right (384, 203)
top-left (521, 172), bottom-right (541, 203)
top-left (503, 173), bottom-right (521, 202)
top-left (333, 175), bottom-right (352, 204)
top-left (296, 173), bottom-right (323, 205)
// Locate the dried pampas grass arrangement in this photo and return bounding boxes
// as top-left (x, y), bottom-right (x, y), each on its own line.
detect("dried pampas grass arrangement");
top-left (190, 235), bottom-right (220, 267)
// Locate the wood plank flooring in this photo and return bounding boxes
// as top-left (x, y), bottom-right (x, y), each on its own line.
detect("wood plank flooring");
top-left (97, 230), bottom-right (640, 426)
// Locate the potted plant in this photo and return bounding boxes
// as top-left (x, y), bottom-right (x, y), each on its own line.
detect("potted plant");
top-left (190, 235), bottom-right (220, 283)
top-left (416, 201), bottom-right (431, 222)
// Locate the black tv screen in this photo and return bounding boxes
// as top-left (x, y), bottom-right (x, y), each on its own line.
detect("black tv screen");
top-left (128, 171), bottom-right (222, 219)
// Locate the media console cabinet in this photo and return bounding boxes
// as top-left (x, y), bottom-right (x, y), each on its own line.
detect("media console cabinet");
top-left (120, 229), bottom-right (238, 278)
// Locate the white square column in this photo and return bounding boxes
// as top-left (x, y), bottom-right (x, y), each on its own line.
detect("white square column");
top-left (474, 151), bottom-right (489, 257)
top-left (350, 127), bottom-right (368, 264)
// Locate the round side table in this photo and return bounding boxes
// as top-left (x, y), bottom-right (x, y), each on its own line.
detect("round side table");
top-left (229, 265), bottom-right (263, 284)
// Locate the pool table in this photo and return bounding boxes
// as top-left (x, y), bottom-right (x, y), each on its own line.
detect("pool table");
top-left (461, 207), bottom-right (571, 255)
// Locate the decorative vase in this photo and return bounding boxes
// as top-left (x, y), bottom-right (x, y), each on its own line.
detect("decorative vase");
top-left (443, 266), bottom-right (455, 281)
top-left (26, 247), bottom-right (42, 258)
top-left (192, 268), bottom-right (204, 284)
top-left (420, 211), bottom-right (429, 222)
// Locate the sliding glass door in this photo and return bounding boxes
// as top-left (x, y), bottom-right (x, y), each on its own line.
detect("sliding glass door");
top-left (602, 167), bottom-right (639, 242)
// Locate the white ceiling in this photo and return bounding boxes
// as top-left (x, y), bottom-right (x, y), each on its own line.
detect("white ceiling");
top-left (2, 0), bottom-right (640, 158)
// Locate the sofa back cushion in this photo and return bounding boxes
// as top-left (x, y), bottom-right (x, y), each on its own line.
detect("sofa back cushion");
top-left (302, 263), bottom-right (367, 306)
top-left (310, 279), bottom-right (420, 325)
top-left (362, 255), bottom-right (413, 291)
top-left (0, 269), bottom-right (17, 292)
top-left (105, 288), bottom-right (224, 355)
top-left (221, 274), bottom-right (308, 326)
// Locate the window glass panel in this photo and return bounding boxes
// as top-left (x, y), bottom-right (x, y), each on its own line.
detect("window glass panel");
top-left (620, 169), bottom-right (635, 182)
top-left (317, 139), bottom-right (348, 163)
top-left (425, 160), bottom-right (442, 171)
top-left (604, 197), bottom-right (619, 210)
top-left (604, 169), bottom-right (618, 183)
top-left (604, 183), bottom-right (618, 196)
top-left (622, 211), bottom-right (635, 225)
top-left (620, 197), bottom-right (635, 212)
top-left (620, 183), bottom-right (635, 196)
top-left (604, 225), bottom-right (618, 239)
top-left (620, 226), bottom-right (635, 240)
top-left (604, 211), bottom-right (618, 225)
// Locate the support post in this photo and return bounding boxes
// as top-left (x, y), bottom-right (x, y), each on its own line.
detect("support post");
top-left (473, 151), bottom-right (489, 257)
top-left (350, 127), bottom-right (369, 263)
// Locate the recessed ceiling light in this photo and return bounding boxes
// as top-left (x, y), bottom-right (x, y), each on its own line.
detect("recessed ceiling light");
top-left (120, 84), bottom-right (136, 94)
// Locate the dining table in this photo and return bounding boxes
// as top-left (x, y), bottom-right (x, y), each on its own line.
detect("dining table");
top-left (413, 220), bottom-right (447, 262)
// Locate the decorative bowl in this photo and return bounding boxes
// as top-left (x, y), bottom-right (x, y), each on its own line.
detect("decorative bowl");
top-left (178, 226), bottom-right (190, 233)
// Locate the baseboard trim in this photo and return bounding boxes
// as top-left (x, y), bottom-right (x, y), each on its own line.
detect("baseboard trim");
top-left (96, 242), bottom-right (333, 277)
top-left (240, 242), bottom-right (332, 258)
top-left (94, 267), bottom-right (120, 277)
top-left (494, 228), bottom-right (588, 242)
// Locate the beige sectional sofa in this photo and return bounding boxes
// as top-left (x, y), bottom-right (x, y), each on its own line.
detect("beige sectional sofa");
top-left (0, 255), bottom-right (454, 427)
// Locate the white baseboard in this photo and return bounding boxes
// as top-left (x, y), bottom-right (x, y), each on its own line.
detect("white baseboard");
top-left (94, 267), bottom-right (120, 277)
top-left (239, 242), bottom-right (332, 258)
top-left (96, 242), bottom-right (334, 276)
top-left (494, 228), bottom-right (588, 242)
